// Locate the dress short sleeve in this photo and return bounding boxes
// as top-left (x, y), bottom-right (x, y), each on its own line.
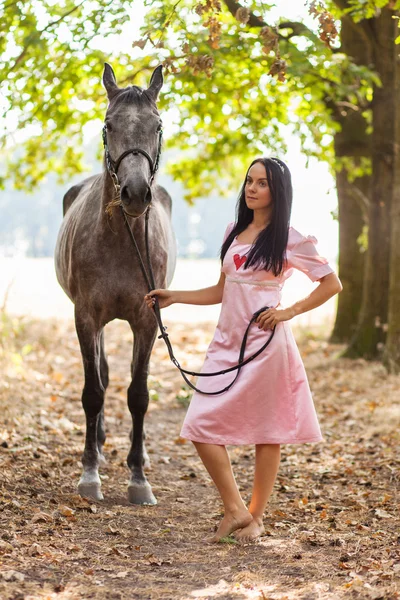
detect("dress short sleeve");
top-left (286, 230), bottom-right (335, 282)
top-left (220, 222), bottom-right (235, 272)
top-left (222, 221), bottom-right (235, 244)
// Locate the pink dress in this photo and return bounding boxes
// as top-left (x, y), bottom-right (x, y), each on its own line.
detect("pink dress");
top-left (179, 223), bottom-right (336, 445)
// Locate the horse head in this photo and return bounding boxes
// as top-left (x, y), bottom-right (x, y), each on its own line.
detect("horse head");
top-left (102, 63), bottom-right (164, 217)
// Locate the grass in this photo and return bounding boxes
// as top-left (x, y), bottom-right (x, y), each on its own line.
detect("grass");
top-left (176, 384), bottom-right (192, 408)
top-left (218, 535), bottom-right (239, 544)
top-left (0, 307), bottom-right (25, 356)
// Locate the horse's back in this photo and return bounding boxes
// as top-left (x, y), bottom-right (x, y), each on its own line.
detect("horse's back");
top-left (56, 175), bottom-right (102, 299)
top-left (63, 175), bottom-right (99, 216)
top-left (153, 184), bottom-right (176, 287)
top-left (155, 184), bottom-right (172, 215)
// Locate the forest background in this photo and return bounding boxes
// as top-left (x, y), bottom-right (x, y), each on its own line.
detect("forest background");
top-left (1, 3), bottom-right (400, 599)
top-left (2, 0), bottom-right (400, 368)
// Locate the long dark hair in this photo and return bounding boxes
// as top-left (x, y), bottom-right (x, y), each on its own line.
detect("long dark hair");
top-left (220, 157), bottom-right (293, 277)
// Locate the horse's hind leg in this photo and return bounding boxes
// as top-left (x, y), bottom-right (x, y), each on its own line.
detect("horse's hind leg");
top-left (127, 323), bottom-right (158, 505)
top-left (75, 312), bottom-right (105, 501)
top-left (97, 407), bottom-right (106, 465)
top-left (97, 330), bottom-right (108, 464)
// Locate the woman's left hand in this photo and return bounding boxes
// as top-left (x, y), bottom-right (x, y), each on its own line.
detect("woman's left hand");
top-left (255, 307), bottom-right (294, 331)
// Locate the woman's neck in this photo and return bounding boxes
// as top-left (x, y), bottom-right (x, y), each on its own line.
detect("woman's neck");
top-left (251, 218), bottom-right (270, 229)
top-left (252, 208), bottom-right (272, 229)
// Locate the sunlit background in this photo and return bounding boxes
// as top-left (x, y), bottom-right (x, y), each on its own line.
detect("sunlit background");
top-left (1, 0), bottom-right (339, 328)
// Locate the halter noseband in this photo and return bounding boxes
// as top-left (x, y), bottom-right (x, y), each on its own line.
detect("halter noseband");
top-left (102, 122), bottom-right (163, 195)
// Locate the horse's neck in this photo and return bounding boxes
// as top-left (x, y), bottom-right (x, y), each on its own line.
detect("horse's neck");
top-left (99, 172), bottom-right (145, 239)
top-left (101, 172), bottom-right (120, 218)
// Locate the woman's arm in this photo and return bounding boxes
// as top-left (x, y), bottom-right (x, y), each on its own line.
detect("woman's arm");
top-left (173, 271), bottom-right (226, 305)
top-left (287, 272), bottom-right (343, 318)
top-left (144, 271), bottom-right (226, 308)
top-left (256, 272), bottom-right (342, 330)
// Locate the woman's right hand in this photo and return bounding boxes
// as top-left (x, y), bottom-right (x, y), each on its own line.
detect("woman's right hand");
top-left (144, 289), bottom-right (175, 310)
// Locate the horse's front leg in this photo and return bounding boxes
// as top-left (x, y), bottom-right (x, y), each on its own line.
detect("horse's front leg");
top-left (129, 425), bottom-right (151, 470)
top-left (75, 312), bottom-right (105, 501)
top-left (97, 330), bottom-right (109, 464)
top-left (127, 323), bottom-right (158, 505)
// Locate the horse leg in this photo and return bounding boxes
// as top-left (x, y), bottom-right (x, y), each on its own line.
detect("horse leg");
top-left (129, 426), bottom-right (151, 470)
top-left (142, 427), bottom-right (151, 470)
top-left (97, 329), bottom-right (108, 465)
top-left (127, 324), bottom-right (158, 505)
top-left (75, 312), bottom-right (105, 501)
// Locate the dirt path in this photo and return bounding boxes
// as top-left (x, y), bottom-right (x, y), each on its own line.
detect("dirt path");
top-left (0, 317), bottom-right (399, 600)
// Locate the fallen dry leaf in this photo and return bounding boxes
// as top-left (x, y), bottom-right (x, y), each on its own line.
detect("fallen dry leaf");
top-left (2, 571), bottom-right (25, 582)
top-left (28, 543), bottom-right (42, 556)
top-left (0, 541), bottom-right (14, 554)
top-left (58, 505), bottom-right (75, 517)
top-left (31, 512), bottom-right (52, 523)
top-left (1, 315), bottom-right (399, 600)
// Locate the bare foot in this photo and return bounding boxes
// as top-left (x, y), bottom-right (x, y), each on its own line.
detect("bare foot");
top-left (206, 507), bottom-right (253, 543)
top-left (233, 516), bottom-right (265, 542)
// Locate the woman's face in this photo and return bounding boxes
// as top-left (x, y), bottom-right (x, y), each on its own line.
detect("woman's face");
top-left (244, 161), bottom-right (273, 211)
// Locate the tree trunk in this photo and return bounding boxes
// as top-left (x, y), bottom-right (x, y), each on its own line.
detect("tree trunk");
top-left (330, 17), bottom-right (371, 343)
top-left (330, 125), bottom-right (370, 343)
top-left (382, 14), bottom-right (400, 373)
top-left (344, 7), bottom-right (396, 360)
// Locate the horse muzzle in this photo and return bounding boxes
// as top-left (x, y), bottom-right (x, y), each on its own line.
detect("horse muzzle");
top-left (120, 179), bottom-right (152, 214)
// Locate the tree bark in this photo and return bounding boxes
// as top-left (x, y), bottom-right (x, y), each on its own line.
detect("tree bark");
top-left (344, 7), bottom-right (397, 360)
top-left (330, 16), bottom-right (372, 343)
top-left (382, 16), bottom-right (400, 373)
top-left (330, 151), bottom-right (369, 343)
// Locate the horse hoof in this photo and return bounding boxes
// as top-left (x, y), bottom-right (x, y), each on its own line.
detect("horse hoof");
top-left (78, 482), bottom-right (104, 501)
top-left (128, 481), bottom-right (157, 505)
top-left (98, 453), bottom-right (107, 467)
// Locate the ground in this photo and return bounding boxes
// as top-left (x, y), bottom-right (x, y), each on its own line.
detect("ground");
top-left (0, 314), bottom-right (399, 600)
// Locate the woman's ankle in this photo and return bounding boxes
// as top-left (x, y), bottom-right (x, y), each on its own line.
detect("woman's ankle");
top-left (249, 513), bottom-right (264, 524)
top-left (224, 503), bottom-right (249, 515)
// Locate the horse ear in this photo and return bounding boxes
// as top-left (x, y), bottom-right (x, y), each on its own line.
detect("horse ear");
top-left (146, 64), bottom-right (163, 102)
top-left (103, 63), bottom-right (119, 100)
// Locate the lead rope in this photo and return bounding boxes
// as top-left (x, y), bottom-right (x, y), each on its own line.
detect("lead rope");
top-left (121, 205), bottom-right (276, 396)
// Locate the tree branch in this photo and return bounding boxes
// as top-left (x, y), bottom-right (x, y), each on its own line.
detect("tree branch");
top-left (223, 0), bottom-right (320, 44)
top-left (42, 0), bottom-right (87, 33)
top-left (223, 0), bottom-right (267, 27)
top-left (278, 20), bottom-right (319, 41)
top-left (119, 66), bottom-right (152, 87)
top-left (5, 0), bottom-right (87, 76)
top-left (3, 0), bottom-right (22, 10)
top-left (331, 0), bottom-right (377, 54)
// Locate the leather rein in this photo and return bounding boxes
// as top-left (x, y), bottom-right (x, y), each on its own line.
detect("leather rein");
top-left (102, 122), bottom-right (276, 396)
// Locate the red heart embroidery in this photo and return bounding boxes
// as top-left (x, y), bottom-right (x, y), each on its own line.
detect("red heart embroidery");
top-left (233, 253), bottom-right (247, 270)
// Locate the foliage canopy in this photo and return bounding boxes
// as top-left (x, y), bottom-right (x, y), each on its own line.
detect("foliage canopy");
top-left (1, 0), bottom-right (395, 199)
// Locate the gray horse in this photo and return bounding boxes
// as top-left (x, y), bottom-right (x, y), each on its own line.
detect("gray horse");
top-left (55, 63), bottom-right (177, 505)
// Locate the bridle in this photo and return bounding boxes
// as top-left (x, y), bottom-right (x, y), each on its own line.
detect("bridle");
top-left (101, 120), bottom-right (276, 396)
top-left (102, 120), bottom-right (163, 196)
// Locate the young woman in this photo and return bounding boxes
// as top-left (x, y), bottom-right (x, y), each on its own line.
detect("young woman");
top-left (144, 157), bottom-right (342, 543)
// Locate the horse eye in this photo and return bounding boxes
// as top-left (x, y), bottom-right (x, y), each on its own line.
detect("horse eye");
top-left (106, 122), bottom-right (113, 132)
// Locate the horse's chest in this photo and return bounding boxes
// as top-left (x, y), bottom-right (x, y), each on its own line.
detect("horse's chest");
top-left (107, 273), bottom-right (150, 306)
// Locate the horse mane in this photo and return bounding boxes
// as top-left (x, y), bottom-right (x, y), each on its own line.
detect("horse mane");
top-left (110, 86), bottom-right (156, 109)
